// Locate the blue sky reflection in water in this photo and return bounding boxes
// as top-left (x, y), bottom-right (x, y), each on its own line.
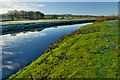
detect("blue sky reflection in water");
top-left (1, 23), bottom-right (92, 79)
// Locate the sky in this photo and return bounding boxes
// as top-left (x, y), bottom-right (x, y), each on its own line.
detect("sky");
top-left (0, 0), bottom-right (119, 2)
top-left (0, 2), bottom-right (118, 16)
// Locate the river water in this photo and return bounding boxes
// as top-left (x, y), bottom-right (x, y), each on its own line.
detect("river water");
top-left (0, 23), bottom-right (92, 79)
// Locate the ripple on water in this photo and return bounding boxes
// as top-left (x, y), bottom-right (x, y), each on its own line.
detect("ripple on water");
top-left (3, 65), bottom-right (14, 70)
top-left (3, 52), bottom-right (13, 55)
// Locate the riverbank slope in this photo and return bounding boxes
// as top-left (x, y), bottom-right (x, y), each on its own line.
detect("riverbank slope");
top-left (8, 20), bottom-right (119, 79)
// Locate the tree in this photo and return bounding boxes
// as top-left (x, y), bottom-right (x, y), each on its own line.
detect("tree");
top-left (31, 12), bottom-right (38, 20)
top-left (4, 10), bottom-right (45, 20)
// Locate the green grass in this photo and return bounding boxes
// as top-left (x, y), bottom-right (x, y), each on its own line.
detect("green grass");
top-left (8, 20), bottom-right (119, 79)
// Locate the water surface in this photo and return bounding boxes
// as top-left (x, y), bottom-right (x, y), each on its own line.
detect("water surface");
top-left (0, 23), bottom-right (92, 79)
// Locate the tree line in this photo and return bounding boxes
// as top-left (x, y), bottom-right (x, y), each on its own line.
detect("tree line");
top-left (0, 10), bottom-right (118, 21)
top-left (96, 16), bottom-right (118, 22)
top-left (1, 10), bottom-right (45, 21)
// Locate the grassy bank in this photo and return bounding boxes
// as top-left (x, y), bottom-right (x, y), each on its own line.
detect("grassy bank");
top-left (8, 20), bottom-right (119, 79)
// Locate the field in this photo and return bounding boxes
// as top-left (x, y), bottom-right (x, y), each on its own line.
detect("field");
top-left (8, 20), bottom-right (119, 79)
top-left (0, 18), bottom-right (96, 26)
top-left (1, 19), bottom-right (96, 35)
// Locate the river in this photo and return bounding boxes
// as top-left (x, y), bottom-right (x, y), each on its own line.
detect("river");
top-left (0, 22), bottom-right (92, 79)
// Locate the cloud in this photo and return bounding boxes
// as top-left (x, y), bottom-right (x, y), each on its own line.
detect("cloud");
top-left (0, 0), bottom-right (119, 2)
top-left (0, 2), bottom-right (45, 14)
top-left (32, 3), bottom-right (45, 7)
top-left (0, 0), bottom-right (13, 2)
